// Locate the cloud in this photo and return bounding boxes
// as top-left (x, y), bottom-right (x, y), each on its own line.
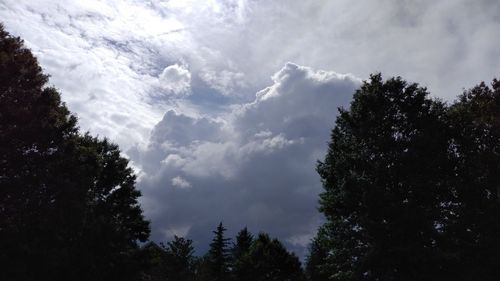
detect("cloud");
top-left (2, 0), bottom-right (499, 150)
top-left (131, 63), bottom-right (360, 256)
top-left (2, 0), bottom-right (499, 258)
top-left (158, 64), bottom-right (191, 96)
top-left (171, 176), bottom-right (192, 189)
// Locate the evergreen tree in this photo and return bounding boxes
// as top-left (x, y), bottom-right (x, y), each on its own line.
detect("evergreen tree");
top-left (206, 222), bottom-right (231, 281)
top-left (164, 236), bottom-right (196, 281)
top-left (232, 227), bottom-right (253, 260)
top-left (239, 233), bottom-right (305, 281)
top-left (231, 227), bottom-right (253, 281)
top-left (305, 227), bottom-right (330, 281)
top-left (193, 255), bottom-right (212, 281)
top-left (316, 74), bottom-right (452, 281)
top-left (141, 242), bottom-right (170, 281)
top-left (0, 24), bottom-right (149, 281)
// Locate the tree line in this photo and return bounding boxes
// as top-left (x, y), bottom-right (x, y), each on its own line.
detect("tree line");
top-left (1, 24), bottom-right (500, 281)
top-left (140, 223), bottom-right (304, 281)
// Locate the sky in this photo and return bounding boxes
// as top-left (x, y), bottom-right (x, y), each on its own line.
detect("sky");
top-left (2, 0), bottom-right (499, 257)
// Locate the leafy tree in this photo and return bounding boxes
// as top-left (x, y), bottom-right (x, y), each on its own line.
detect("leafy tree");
top-left (444, 79), bottom-right (500, 281)
top-left (316, 74), bottom-right (452, 281)
top-left (231, 227), bottom-right (254, 281)
top-left (141, 242), bottom-right (170, 281)
top-left (164, 236), bottom-right (196, 281)
top-left (305, 227), bottom-right (330, 281)
top-left (238, 233), bottom-right (305, 281)
top-left (206, 222), bottom-right (232, 281)
top-left (0, 24), bottom-right (149, 281)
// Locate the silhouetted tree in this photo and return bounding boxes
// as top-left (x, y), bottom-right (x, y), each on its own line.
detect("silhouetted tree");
top-left (141, 242), bottom-right (170, 281)
top-left (305, 227), bottom-right (330, 281)
top-left (232, 227), bottom-right (253, 260)
top-left (231, 227), bottom-right (253, 281)
top-left (193, 255), bottom-right (212, 281)
top-left (164, 236), bottom-right (196, 281)
top-left (0, 24), bottom-right (149, 281)
top-left (206, 222), bottom-right (231, 281)
top-left (238, 233), bottom-right (305, 281)
top-left (443, 79), bottom-right (500, 281)
top-left (316, 74), bottom-right (452, 281)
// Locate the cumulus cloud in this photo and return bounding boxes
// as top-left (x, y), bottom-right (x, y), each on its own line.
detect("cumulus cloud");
top-left (2, 0), bottom-right (499, 258)
top-left (158, 64), bottom-right (192, 96)
top-left (2, 0), bottom-right (499, 149)
top-left (131, 63), bottom-right (360, 256)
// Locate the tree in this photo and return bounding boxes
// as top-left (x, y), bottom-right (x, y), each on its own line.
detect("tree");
top-left (444, 79), bottom-right (500, 281)
top-left (316, 74), bottom-right (452, 281)
top-left (164, 236), bottom-right (196, 281)
top-left (0, 24), bottom-right (150, 281)
top-left (232, 227), bottom-right (253, 260)
top-left (305, 227), bottom-right (330, 281)
top-left (206, 222), bottom-right (232, 281)
top-left (238, 233), bottom-right (305, 281)
top-left (141, 242), bottom-right (170, 281)
top-left (231, 227), bottom-right (253, 281)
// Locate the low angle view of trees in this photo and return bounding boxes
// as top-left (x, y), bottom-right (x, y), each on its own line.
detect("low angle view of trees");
top-left (1, 20), bottom-right (500, 281)
top-left (312, 75), bottom-right (500, 281)
top-left (0, 24), bottom-right (150, 281)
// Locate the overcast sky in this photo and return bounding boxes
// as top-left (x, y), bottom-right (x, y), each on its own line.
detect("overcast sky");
top-left (2, 0), bottom-right (499, 257)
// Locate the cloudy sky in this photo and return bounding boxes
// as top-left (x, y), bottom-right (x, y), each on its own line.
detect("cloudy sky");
top-left (2, 0), bottom-right (499, 257)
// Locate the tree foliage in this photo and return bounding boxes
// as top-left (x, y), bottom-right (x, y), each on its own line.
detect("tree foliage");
top-left (316, 74), bottom-right (500, 281)
top-left (206, 222), bottom-right (232, 281)
top-left (305, 227), bottom-right (330, 281)
top-left (237, 233), bottom-right (305, 281)
top-left (164, 236), bottom-right (196, 281)
top-left (231, 227), bottom-right (254, 281)
top-left (0, 24), bottom-right (149, 281)
top-left (444, 79), bottom-right (500, 280)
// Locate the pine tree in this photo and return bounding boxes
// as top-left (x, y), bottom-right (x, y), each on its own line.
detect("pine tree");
top-left (232, 227), bottom-right (253, 260)
top-left (164, 236), bottom-right (196, 281)
top-left (240, 233), bottom-right (305, 281)
top-left (231, 227), bottom-right (253, 281)
top-left (206, 222), bottom-right (231, 281)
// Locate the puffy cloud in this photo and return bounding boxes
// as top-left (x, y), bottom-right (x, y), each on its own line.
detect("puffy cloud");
top-left (132, 63), bottom-right (361, 256)
top-left (2, 0), bottom-right (499, 258)
top-left (158, 64), bottom-right (192, 96)
top-left (2, 0), bottom-right (499, 149)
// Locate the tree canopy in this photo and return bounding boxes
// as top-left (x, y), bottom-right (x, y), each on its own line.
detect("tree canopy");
top-left (0, 24), bottom-right (149, 281)
top-left (316, 74), bottom-right (500, 281)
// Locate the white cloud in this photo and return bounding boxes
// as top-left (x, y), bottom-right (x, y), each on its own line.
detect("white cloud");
top-left (2, 0), bottom-right (499, 150)
top-left (158, 64), bottom-right (191, 96)
top-left (2, 0), bottom-right (499, 257)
